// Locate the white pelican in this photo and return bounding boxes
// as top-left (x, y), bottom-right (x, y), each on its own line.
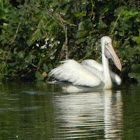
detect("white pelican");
top-left (49, 36), bottom-right (122, 90)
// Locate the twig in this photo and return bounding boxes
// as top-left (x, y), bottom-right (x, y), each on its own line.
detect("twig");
top-left (54, 13), bottom-right (73, 60)
top-left (9, 22), bottom-right (21, 45)
top-left (61, 26), bottom-right (68, 59)
top-left (110, 11), bottom-right (123, 34)
top-left (47, 11), bottom-right (77, 60)
top-left (55, 13), bottom-right (77, 27)
top-left (9, 0), bottom-right (27, 45)
top-left (0, 57), bottom-right (6, 61)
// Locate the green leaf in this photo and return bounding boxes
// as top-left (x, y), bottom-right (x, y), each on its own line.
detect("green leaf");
top-left (123, 11), bottom-right (138, 20)
top-left (60, 5), bottom-right (70, 15)
top-left (129, 73), bottom-right (140, 83)
top-left (43, 63), bottom-right (48, 72)
top-left (131, 64), bottom-right (140, 73)
top-left (132, 36), bottom-right (140, 44)
top-left (74, 11), bottom-right (86, 19)
top-left (27, 29), bottom-right (42, 46)
top-left (25, 54), bottom-right (36, 63)
top-left (97, 18), bottom-right (107, 29)
top-left (76, 30), bottom-right (88, 38)
top-left (35, 71), bottom-right (44, 81)
top-left (17, 51), bottom-right (24, 58)
top-left (78, 21), bottom-right (84, 31)
top-left (114, 7), bottom-right (124, 16)
top-left (75, 38), bottom-right (86, 44)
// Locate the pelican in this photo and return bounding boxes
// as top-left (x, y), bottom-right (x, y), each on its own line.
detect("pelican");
top-left (49, 36), bottom-right (122, 90)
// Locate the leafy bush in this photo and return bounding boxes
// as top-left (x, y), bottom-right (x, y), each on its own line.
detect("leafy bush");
top-left (0, 0), bottom-right (140, 83)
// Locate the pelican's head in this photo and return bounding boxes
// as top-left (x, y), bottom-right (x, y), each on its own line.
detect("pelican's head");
top-left (101, 36), bottom-right (122, 71)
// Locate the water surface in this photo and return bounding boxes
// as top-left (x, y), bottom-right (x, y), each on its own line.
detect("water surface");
top-left (0, 81), bottom-right (140, 139)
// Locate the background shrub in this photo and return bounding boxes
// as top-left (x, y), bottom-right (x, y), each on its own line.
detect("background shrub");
top-left (0, 0), bottom-right (140, 83)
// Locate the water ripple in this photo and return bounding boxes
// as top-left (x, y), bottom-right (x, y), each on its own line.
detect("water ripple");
top-left (54, 90), bottom-right (123, 139)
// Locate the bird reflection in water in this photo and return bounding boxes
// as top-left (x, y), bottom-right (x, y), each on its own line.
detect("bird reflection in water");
top-left (54, 89), bottom-right (123, 139)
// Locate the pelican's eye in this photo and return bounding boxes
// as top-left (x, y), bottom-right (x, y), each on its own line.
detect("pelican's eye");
top-left (105, 41), bottom-right (109, 46)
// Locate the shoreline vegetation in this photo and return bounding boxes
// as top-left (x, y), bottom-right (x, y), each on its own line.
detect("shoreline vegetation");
top-left (0, 0), bottom-right (140, 84)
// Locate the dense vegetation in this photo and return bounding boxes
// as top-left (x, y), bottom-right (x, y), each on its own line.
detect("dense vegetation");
top-left (0, 0), bottom-right (140, 83)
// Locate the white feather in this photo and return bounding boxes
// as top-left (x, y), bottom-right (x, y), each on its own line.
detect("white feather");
top-left (49, 60), bottom-right (101, 87)
top-left (82, 59), bottom-right (121, 85)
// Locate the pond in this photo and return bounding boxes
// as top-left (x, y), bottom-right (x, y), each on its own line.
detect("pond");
top-left (0, 81), bottom-right (140, 140)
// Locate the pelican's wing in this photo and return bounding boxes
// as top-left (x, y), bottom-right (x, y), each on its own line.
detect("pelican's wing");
top-left (82, 59), bottom-right (103, 72)
top-left (81, 59), bottom-right (103, 81)
top-left (82, 59), bottom-right (121, 85)
top-left (49, 60), bottom-right (101, 87)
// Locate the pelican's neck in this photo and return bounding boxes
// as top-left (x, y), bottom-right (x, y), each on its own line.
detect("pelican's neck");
top-left (102, 47), bottom-right (112, 89)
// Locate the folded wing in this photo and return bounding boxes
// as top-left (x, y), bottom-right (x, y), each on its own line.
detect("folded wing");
top-left (82, 59), bottom-right (121, 85)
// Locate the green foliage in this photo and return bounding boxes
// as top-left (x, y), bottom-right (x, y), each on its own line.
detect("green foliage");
top-left (0, 0), bottom-right (140, 83)
top-left (129, 64), bottom-right (140, 83)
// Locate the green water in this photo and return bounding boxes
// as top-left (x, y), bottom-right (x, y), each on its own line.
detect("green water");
top-left (0, 81), bottom-right (140, 140)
